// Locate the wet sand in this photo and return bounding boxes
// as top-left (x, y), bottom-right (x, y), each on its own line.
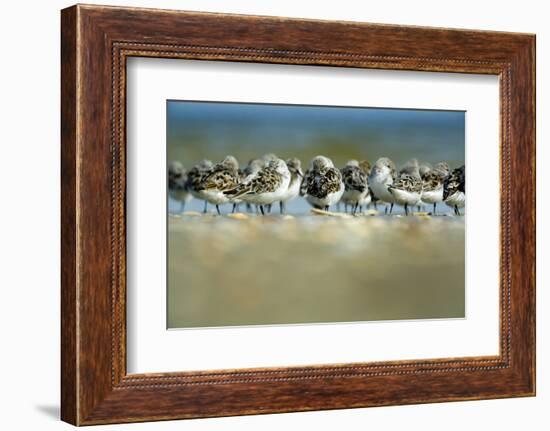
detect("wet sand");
top-left (168, 212), bottom-right (465, 328)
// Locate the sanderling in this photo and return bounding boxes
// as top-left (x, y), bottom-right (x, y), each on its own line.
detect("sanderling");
top-left (261, 153), bottom-right (279, 162)
top-left (241, 158), bottom-right (266, 213)
top-left (417, 162), bottom-right (432, 211)
top-left (444, 165), bottom-right (465, 215)
top-left (260, 154), bottom-right (280, 213)
top-left (243, 158), bottom-right (266, 179)
top-left (359, 160), bottom-right (372, 174)
top-left (419, 161), bottom-right (432, 178)
top-left (224, 158), bottom-right (290, 215)
top-left (358, 160), bottom-right (373, 212)
top-left (196, 155), bottom-right (241, 215)
top-left (168, 161), bottom-right (193, 213)
top-left (421, 161), bottom-right (450, 215)
top-left (388, 158), bottom-right (423, 215)
top-left (369, 157), bottom-right (397, 214)
top-left (279, 158), bottom-right (303, 214)
top-left (360, 159), bottom-right (380, 211)
top-left (185, 159), bottom-right (213, 213)
top-left (340, 160), bottom-right (369, 214)
top-left (302, 156), bottom-right (345, 211)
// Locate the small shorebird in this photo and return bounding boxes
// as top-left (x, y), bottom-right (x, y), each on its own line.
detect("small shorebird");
top-left (168, 161), bottom-right (192, 213)
top-left (242, 158), bottom-right (266, 213)
top-left (421, 161), bottom-right (450, 215)
top-left (279, 158), bottom-right (303, 214)
top-left (261, 153), bottom-right (279, 213)
top-left (224, 158), bottom-right (291, 215)
top-left (243, 158), bottom-right (266, 179)
top-left (185, 159), bottom-right (213, 213)
top-left (369, 157), bottom-right (397, 214)
top-left (196, 156), bottom-right (241, 215)
top-left (444, 165), bottom-right (465, 215)
top-left (358, 160), bottom-right (373, 212)
top-left (301, 155), bottom-right (345, 211)
top-left (388, 158), bottom-right (423, 216)
top-left (359, 159), bottom-right (372, 174)
top-left (417, 162), bottom-right (433, 211)
top-left (261, 153), bottom-right (279, 162)
top-left (341, 160), bottom-right (369, 214)
top-left (419, 161), bottom-right (432, 178)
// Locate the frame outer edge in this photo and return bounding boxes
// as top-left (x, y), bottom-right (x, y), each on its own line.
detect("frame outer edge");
top-left (503, 35), bottom-right (536, 396)
top-left (526, 35), bottom-right (536, 395)
top-left (531, 34), bottom-right (536, 396)
top-left (61, 4), bottom-right (79, 426)
top-left (521, 34), bottom-right (536, 395)
top-left (61, 4), bottom-right (536, 424)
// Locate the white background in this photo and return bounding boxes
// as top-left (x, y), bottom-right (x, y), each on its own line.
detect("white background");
top-left (0, 0), bottom-right (546, 430)
top-left (127, 59), bottom-right (499, 373)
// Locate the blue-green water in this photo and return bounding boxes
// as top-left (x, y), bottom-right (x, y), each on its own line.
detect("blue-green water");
top-left (167, 101), bottom-right (465, 173)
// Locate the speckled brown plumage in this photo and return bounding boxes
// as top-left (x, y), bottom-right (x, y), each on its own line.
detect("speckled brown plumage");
top-left (197, 157), bottom-right (240, 192)
top-left (390, 172), bottom-right (423, 194)
top-left (306, 167), bottom-right (343, 199)
top-left (186, 160), bottom-right (213, 193)
top-left (342, 164), bottom-right (368, 193)
top-left (226, 162), bottom-right (283, 197)
top-left (443, 165), bottom-right (465, 200)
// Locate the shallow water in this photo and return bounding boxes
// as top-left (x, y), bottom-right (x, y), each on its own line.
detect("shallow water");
top-left (167, 212), bottom-right (465, 329)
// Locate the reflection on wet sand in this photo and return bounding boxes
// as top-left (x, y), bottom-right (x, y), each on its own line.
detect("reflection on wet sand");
top-left (167, 212), bottom-right (465, 329)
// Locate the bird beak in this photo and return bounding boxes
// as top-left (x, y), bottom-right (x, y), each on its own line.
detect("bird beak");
top-left (297, 169), bottom-right (304, 177)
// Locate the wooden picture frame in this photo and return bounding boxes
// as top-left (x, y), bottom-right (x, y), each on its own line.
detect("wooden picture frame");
top-left (61, 4), bottom-right (535, 425)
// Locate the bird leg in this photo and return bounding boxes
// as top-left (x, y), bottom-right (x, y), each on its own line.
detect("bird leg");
top-left (231, 203), bottom-right (236, 213)
top-left (280, 201), bottom-right (285, 214)
top-left (433, 203), bottom-right (437, 215)
top-left (215, 204), bottom-right (221, 215)
top-left (404, 204), bottom-right (409, 216)
top-left (390, 203), bottom-right (394, 214)
top-left (259, 205), bottom-right (265, 216)
top-left (203, 200), bottom-right (208, 214)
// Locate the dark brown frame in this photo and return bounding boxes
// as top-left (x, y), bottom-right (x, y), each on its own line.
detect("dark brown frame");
top-left (61, 4), bottom-right (536, 426)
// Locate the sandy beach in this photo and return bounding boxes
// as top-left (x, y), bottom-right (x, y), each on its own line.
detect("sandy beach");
top-left (167, 212), bottom-right (465, 329)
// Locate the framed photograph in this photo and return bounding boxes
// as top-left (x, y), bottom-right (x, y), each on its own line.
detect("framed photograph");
top-left (61, 4), bottom-right (535, 425)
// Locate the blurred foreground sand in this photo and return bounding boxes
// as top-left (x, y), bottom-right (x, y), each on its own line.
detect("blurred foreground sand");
top-left (168, 212), bottom-right (465, 328)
